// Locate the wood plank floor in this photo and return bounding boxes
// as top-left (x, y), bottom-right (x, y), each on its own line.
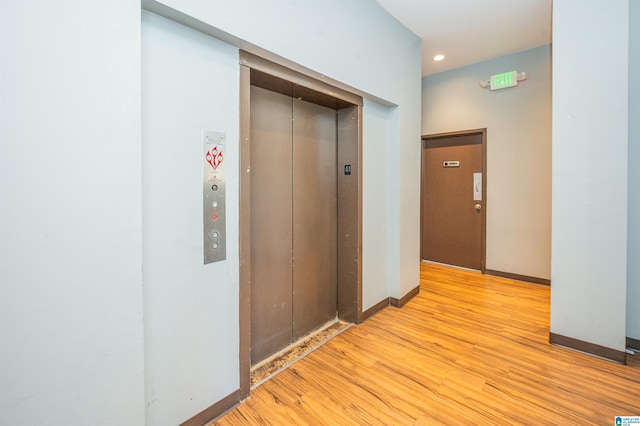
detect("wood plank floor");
top-left (214, 262), bottom-right (640, 425)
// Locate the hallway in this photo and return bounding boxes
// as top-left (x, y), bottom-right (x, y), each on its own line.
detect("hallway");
top-left (214, 262), bottom-right (640, 424)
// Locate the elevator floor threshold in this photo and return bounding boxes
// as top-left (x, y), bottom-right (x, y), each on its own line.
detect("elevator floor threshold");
top-left (250, 319), bottom-right (351, 389)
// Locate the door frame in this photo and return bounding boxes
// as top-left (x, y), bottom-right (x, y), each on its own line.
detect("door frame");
top-left (239, 51), bottom-right (363, 398)
top-left (421, 128), bottom-right (487, 273)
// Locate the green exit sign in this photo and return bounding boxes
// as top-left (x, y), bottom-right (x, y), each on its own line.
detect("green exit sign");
top-left (490, 71), bottom-right (518, 90)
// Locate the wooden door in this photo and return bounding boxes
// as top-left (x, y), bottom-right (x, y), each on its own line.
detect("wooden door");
top-left (421, 131), bottom-right (486, 271)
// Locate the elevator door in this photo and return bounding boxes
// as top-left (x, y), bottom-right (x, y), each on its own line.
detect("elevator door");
top-left (250, 85), bottom-right (338, 365)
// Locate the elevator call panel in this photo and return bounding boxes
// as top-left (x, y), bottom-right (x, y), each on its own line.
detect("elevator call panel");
top-left (203, 130), bottom-right (226, 264)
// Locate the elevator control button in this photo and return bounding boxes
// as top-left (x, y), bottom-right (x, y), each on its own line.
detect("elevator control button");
top-left (211, 184), bottom-right (218, 191)
top-left (212, 242), bottom-right (219, 249)
top-left (212, 201), bottom-right (218, 208)
top-left (211, 230), bottom-right (219, 238)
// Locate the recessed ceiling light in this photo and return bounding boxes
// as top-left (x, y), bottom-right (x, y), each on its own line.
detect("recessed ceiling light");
top-left (433, 54), bottom-right (445, 61)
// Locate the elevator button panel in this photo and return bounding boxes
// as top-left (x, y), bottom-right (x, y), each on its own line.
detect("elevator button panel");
top-left (203, 130), bottom-right (226, 264)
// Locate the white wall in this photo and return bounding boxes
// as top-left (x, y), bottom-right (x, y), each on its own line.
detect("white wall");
top-left (551, 0), bottom-right (628, 351)
top-left (422, 45), bottom-right (552, 280)
top-left (1, 1), bottom-right (421, 423)
top-left (146, 0), bottom-right (423, 299)
top-left (140, 1), bottom-right (421, 419)
top-left (362, 100), bottom-right (392, 310)
top-left (141, 12), bottom-right (239, 425)
top-left (628, 0), bottom-right (640, 341)
top-left (0, 1), bottom-right (145, 425)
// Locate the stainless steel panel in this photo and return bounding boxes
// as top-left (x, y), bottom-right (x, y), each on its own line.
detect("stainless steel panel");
top-left (203, 130), bottom-right (226, 264)
top-left (292, 98), bottom-right (338, 340)
top-left (250, 86), bottom-right (294, 364)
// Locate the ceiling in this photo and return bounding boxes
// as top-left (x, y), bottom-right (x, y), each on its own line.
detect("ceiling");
top-left (375, 0), bottom-right (552, 76)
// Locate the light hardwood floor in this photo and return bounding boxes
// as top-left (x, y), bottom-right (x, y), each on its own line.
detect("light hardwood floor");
top-left (214, 262), bottom-right (640, 425)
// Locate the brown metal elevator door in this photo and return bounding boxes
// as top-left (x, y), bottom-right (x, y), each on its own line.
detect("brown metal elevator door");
top-left (250, 86), bottom-right (338, 365)
top-left (292, 98), bottom-right (338, 340)
top-left (250, 86), bottom-right (294, 364)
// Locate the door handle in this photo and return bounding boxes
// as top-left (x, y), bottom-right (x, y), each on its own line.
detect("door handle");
top-left (475, 204), bottom-right (482, 211)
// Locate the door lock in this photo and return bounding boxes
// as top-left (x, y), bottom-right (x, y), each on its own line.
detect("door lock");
top-left (473, 173), bottom-right (483, 201)
top-left (475, 204), bottom-right (482, 211)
